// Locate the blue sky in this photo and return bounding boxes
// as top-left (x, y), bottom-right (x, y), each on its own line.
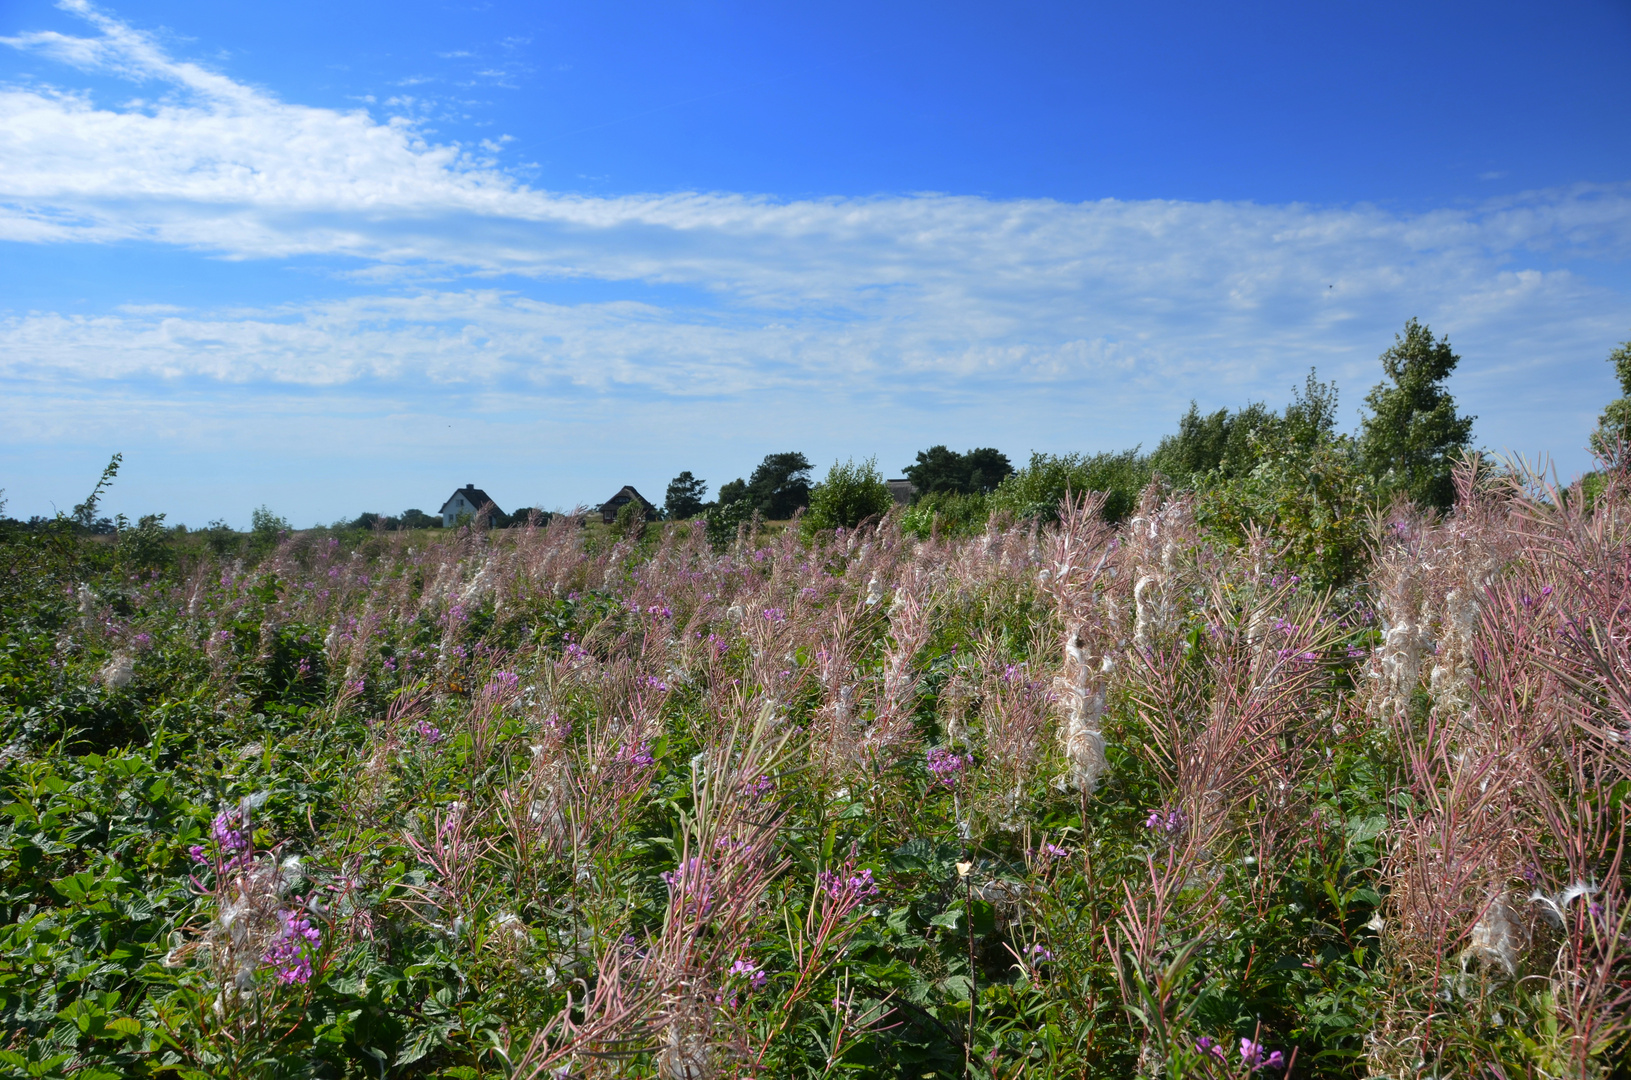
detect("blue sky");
top-left (2, 0), bottom-right (1629, 525)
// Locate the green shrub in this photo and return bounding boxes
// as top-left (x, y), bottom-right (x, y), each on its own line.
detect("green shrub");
top-left (702, 497), bottom-right (756, 549)
top-left (803, 457), bottom-right (895, 533)
top-left (610, 499), bottom-right (647, 540)
top-left (901, 490), bottom-right (991, 538)
top-left (990, 449), bottom-right (1150, 523)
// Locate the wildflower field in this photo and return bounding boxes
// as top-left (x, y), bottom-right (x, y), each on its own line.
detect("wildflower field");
top-left (2, 463), bottom-right (1628, 1078)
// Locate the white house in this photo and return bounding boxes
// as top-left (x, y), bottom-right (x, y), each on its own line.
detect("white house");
top-left (439, 484), bottom-right (503, 527)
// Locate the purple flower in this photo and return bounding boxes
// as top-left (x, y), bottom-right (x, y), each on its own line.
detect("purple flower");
top-left (617, 740), bottom-right (654, 768)
top-left (819, 867), bottom-right (879, 901)
top-left (1195, 1037), bottom-right (1226, 1061)
top-left (926, 747), bottom-right (972, 788)
top-left (1041, 843), bottom-right (1068, 858)
top-left (1027, 943), bottom-right (1054, 962)
top-left (414, 720), bottom-right (445, 744)
top-left (188, 844), bottom-right (208, 863)
top-left (761, 607), bottom-right (786, 623)
top-left (729, 958), bottom-right (768, 990)
top-left (212, 810), bottom-right (248, 854)
top-left (1240, 1038), bottom-right (1284, 1070)
top-left (262, 907), bottom-right (321, 985)
top-left (1143, 808), bottom-right (1184, 834)
top-left (662, 857), bottom-right (714, 914)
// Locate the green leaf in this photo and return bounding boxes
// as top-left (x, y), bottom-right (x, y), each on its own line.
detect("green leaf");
top-left (105, 1016), bottom-right (142, 1038)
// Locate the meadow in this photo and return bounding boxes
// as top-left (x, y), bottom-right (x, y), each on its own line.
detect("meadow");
top-left (0, 459), bottom-right (1627, 1078)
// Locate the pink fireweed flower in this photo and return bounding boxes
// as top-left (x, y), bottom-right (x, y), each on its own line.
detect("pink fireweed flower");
top-left (262, 907), bottom-right (321, 985)
top-left (1144, 808), bottom-right (1185, 834)
top-left (617, 740), bottom-right (654, 768)
top-left (819, 867), bottom-right (879, 901)
top-left (662, 857), bottom-right (714, 916)
top-left (925, 747), bottom-right (972, 788)
top-left (1239, 1039), bottom-right (1284, 1070)
top-left (1027, 943), bottom-right (1054, 962)
top-left (761, 607), bottom-right (786, 623)
top-left (212, 809), bottom-right (248, 853)
top-left (1195, 1037), bottom-right (1226, 1061)
top-left (728, 958), bottom-right (768, 991)
top-left (413, 720), bottom-right (445, 744)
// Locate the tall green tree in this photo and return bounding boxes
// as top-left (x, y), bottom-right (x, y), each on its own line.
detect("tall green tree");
top-left (1589, 340), bottom-right (1631, 465)
top-left (1357, 319), bottom-right (1475, 510)
top-left (1150, 401), bottom-right (1275, 483)
top-left (742, 452), bottom-right (813, 519)
top-left (664, 471), bottom-right (709, 520)
top-left (903, 445), bottom-right (1013, 498)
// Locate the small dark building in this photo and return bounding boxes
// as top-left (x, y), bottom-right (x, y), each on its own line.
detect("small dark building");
top-left (599, 485), bottom-right (654, 525)
top-left (886, 479), bottom-right (917, 506)
top-left (439, 483), bottom-right (504, 527)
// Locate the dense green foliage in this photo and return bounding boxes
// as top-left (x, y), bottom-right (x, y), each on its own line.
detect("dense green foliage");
top-left (1589, 339), bottom-right (1631, 466)
top-left (902, 448), bottom-right (1014, 500)
top-left (989, 450), bottom-right (1151, 524)
top-left (900, 492), bottom-right (993, 540)
top-left (803, 458), bottom-right (896, 532)
top-left (1148, 402), bottom-right (1276, 484)
top-left (3, 454), bottom-right (1626, 1079)
top-left (664, 473), bottom-right (709, 522)
top-left (1356, 320), bottom-right (1475, 511)
top-left (719, 453), bottom-right (814, 521)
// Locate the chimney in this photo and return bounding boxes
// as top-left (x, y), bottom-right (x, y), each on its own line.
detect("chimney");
top-left (466, 482), bottom-right (474, 489)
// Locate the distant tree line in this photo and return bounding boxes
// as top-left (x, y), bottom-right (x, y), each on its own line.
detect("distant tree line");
top-left (645, 319), bottom-right (1511, 587)
top-left (14, 321), bottom-right (1628, 591)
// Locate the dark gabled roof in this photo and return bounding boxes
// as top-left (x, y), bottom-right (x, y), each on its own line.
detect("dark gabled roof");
top-left (885, 479), bottom-right (916, 505)
top-left (440, 485), bottom-right (504, 516)
top-left (598, 485), bottom-right (652, 512)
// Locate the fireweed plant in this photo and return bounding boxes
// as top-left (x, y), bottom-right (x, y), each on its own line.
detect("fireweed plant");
top-left (0, 459), bottom-right (1628, 1078)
